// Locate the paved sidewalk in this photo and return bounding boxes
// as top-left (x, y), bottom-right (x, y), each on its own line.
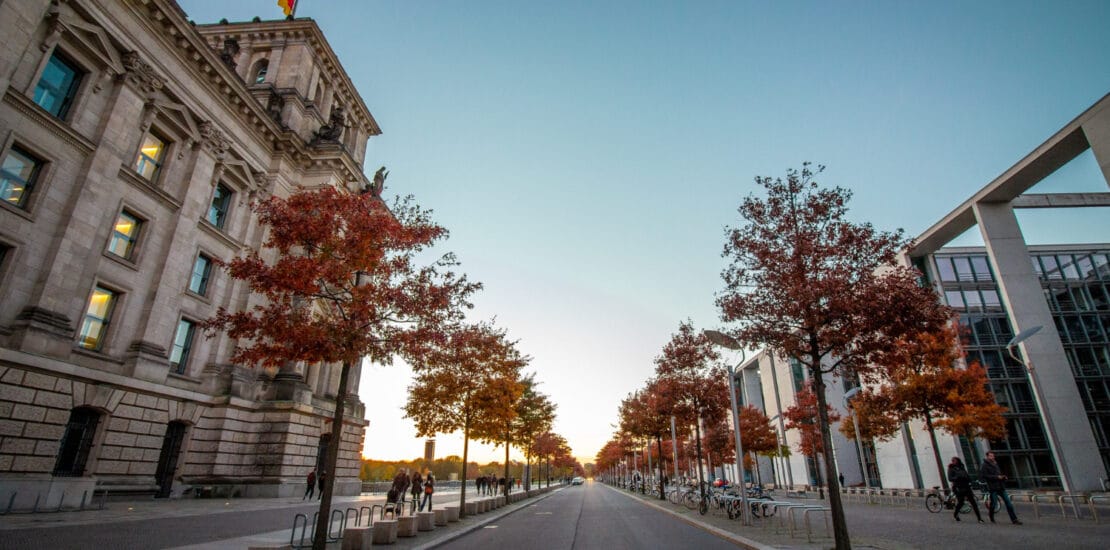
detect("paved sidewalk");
top-left (0, 488), bottom-right (560, 549)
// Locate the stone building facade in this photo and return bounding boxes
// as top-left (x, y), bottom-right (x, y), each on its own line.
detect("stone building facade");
top-left (0, 0), bottom-right (381, 510)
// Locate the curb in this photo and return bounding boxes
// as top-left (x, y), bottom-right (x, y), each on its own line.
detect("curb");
top-left (603, 484), bottom-right (777, 550)
top-left (412, 489), bottom-right (563, 550)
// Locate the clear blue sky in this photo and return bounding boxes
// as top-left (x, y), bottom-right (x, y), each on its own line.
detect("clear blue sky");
top-left (178, 0), bottom-right (1110, 465)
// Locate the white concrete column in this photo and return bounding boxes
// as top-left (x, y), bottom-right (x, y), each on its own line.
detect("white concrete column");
top-left (1080, 104), bottom-right (1110, 187)
top-left (972, 201), bottom-right (1105, 491)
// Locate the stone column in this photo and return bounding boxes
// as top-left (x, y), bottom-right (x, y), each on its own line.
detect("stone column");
top-left (973, 200), bottom-right (1104, 492)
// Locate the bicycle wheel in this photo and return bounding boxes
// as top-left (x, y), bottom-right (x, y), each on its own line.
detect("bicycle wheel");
top-left (986, 495), bottom-right (1000, 514)
top-left (698, 499), bottom-right (708, 515)
top-left (759, 497), bottom-right (775, 518)
top-left (925, 493), bottom-right (943, 513)
top-left (684, 493), bottom-right (699, 510)
top-left (726, 501), bottom-right (738, 520)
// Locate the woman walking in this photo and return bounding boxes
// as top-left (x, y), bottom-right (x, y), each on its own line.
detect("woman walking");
top-left (947, 457), bottom-right (983, 523)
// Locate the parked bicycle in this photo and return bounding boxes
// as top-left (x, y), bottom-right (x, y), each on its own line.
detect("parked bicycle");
top-left (925, 481), bottom-right (999, 514)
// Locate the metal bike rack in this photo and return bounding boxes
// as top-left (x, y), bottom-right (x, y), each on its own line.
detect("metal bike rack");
top-left (1089, 495), bottom-right (1109, 524)
top-left (1057, 494), bottom-right (1085, 519)
top-left (1031, 493), bottom-right (1044, 518)
top-left (290, 513), bottom-right (311, 549)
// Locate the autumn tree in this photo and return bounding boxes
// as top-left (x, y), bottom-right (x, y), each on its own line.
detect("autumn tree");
top-left (403, 320), bottom-right (524, 516)
top-left (717, 164), bottom-right (949, 549)
top-left (203, 186), bottom-right (478, 550)
top-left (512, 374), bottom-right (556, 490)
top-left (851, 322), bottom-right (1008, 491)
top-left (738, 405), bottom-right (779, 483)
top-left (619, 384), bottom-right (674, 499)
top-left (654, 320), bottom-right (729, 510)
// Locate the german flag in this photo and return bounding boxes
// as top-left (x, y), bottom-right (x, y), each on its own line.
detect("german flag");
top-left (278, 0), bottom-right (297, 17)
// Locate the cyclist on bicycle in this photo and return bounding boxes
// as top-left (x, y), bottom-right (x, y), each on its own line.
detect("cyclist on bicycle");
top-left (947, 456), bottom-right (983, 523)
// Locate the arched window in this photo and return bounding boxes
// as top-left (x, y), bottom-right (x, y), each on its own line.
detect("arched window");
top-left (53, 407), bottom-right (103, 477)
top-left (252, 59), bottom-right (269, 84)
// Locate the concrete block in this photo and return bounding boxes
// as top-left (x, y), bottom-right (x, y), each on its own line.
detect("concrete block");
top-left (445, 505), bottom-right (460, 522)
top-left (372, 519), bottom-right (398, 544)
top-left (433, 508), bottom-right (447, 526)
top-left (342, 526), bottom-right (371, 549)
top-left (395, 515), bottom-right (417, 537)
top-left (464, 501), bottom-right (477, 515)
top-left (415, 512), bottom-right (435, 532)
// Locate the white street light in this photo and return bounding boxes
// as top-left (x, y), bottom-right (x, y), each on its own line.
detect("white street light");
top-left (843, 387), bottom-right (872, 489)
top-left (704, 329), bottom-right (751, 525)
top-left (1005, 325), bottom-right (1076, 503)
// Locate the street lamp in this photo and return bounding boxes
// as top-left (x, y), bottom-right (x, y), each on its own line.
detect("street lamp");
top-left (843, 387), bottom-right (871, 489)
top-left (703, 329), bottom-right (750, 526)
top-left (1006, 325), bottom-right (1077, 501)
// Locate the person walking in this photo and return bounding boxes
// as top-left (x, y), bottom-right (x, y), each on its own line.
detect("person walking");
top-left (980, 451), bottom-right (1022, 524)
top-left (947, 457), bottom-right (983, 523)
top-left (410, 469), bottom-right (424, 513)
top-left (303, 469), bottom-right (316, 500)
top-left (316, 471), bottom-right (326, 500)
top-left (391, 468), bottom-right (409, 506)
top-left (419, 470), bottom-right (435, 512)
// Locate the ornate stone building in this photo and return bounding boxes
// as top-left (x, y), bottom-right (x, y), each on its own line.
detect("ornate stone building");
top-left (0, 0), bottom-right (380, 509)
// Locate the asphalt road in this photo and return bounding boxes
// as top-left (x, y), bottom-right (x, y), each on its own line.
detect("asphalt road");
top-left (438, 481), bottom-right (737, 550)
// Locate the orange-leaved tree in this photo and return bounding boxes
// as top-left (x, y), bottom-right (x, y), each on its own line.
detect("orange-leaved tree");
top-left (738, 405), bottom-right (779, 483)
top-left (783, 382), bottom-right (841, 495)
top-left (512, 373), bottom-right (556, 490)
top-left (203, 186), bottom-right (478, 550)
top-left (860, 322), bottom-right (1007, 491)
top-left (403, 320), bottom-right (524, 516)
top-left (717, 164), bottom-right (950, 550)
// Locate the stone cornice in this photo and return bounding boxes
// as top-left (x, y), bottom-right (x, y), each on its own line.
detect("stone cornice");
top-left (3, 88), bottom-right (96, 154)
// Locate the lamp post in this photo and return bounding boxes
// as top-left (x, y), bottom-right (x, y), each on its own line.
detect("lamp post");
top-left (1006, 326), bottom-right (1076, 501)
top-left (843, 387), bottom-right (871, 489)
top-left (704, 330), bottom-right (750, 525)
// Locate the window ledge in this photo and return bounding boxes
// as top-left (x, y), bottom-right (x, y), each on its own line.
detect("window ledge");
top-left (198, 218), bottom-right (243, 250)
top-left (117, 168), bottom-right (181, 211)
top-left (72, 346), bottom-right (125, 365)
top-left (0, 198), bottom-right (34, 221)
top-left (167, 371), bottom-right (202, 384)
top-left (103, 251), bottom-right (140, 272)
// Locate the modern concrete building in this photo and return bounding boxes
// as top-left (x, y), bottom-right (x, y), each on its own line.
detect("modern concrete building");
top-left (0, 0), bottom-right (381, 510)
top-left (737, 93), bottom-right (1110, 493)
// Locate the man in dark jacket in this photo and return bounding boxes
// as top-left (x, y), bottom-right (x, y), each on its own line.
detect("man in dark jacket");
top-left (980, 452), bottom-right (1022, 524)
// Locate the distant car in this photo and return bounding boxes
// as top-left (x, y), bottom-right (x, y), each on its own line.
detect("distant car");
top-left (571, 476), bottom-right (584, 485)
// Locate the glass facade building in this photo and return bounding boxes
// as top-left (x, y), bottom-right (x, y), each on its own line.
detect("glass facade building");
top-left (928, 247), bottom-right (1110, 488)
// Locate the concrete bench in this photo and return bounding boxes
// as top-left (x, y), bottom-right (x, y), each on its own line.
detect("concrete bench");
top-left (445, 505), bottom-right (460, 522)
top-left (464, 501), bottom-right (478, 515)
top-left (396, 515), bottom-right (417, 538)
top-left (342, 526), bottom-right (371, 550)
top-left (416, 511), bottom-right (435, 532)
top-left (434, 508), bottom-right (448, 526)
top-left (371, 520), bottom-right (397, 545)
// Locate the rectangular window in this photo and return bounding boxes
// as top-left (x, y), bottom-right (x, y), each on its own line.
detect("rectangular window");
top-left (33, 52), bottom-right (83, 119)
top-left (207, 184), bottom-right (232, 228)
top-left (107, 211), bottom-right (142, 260)
top-left (944, 290), bottom-right (965, 309)
top-left (77, 286), bottom-right (117, 350)
top-left (1, 146), bottom-right (42, 208)
top-left (971, 256), bottom-right (993, 282)
top-left (169, 319), bottom-right (195, 374)
top-left (189, 254), bottom-right (212, 295)
top-left (134, 132), bottom-right (167, 181)
top-left (952, 256), bottom-right (974, 282)
top-left (935, 257), bottom-right (957, 282)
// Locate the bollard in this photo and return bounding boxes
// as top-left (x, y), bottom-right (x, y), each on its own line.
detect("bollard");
top-left (433, 508), bottom-right (447, 526)
top-left (445, 505), bottom-right (460, 522)
top-left (416, 511), bottom-right (435, 532)
top-left (396, 515), bottom-right (418, 537)
top-left (341, 527), bottom-right (370, 550)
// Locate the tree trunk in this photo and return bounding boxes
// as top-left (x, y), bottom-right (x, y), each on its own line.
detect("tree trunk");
top-left (459, 418), bottom-right (470, 517)
top-left (811, 368), bottom-right (851, 550)
top-left (924, 412), bottom-right (948, 492)
top-left (312, 359), bottom-right (352, 550)
top-left (694, 416), bottom-right (706, 502)
top-left (656, 435), bottom-right (666, 500)
top-left (503, 433), bottom-right (510, 498)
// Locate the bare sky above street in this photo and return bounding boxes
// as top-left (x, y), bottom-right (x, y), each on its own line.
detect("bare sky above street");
top-left (178, 0), bottom-right (1110, 466)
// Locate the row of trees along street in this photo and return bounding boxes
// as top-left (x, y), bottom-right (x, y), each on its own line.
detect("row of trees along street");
top-left (202, 183), bottom-right (581, 550)
top-left (599, 164), bottom-right (1008, 550)
top-left (359, 455), bottom-right (582, 485)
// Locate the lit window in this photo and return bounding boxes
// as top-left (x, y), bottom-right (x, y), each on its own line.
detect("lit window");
top-left (78, 286), bottom-right (117, 350)
top-left (33, 52), bottom-right (83, 119)
top-left (169, 319), bottom-right (195, 374)
top-left (0, 147), bottom-right (42, 208)
top-left (189, 254), bottom-right (212, 295)
top-left (207, 184), bottom-right (232, 228)
top-left (107, 211), bottom-right (142, 259)
top-left (134, 132), bottom-right (167, 181)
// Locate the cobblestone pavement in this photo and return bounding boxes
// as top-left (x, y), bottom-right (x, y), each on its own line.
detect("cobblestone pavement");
top-left (615, 484), bottom-right (1110, 549)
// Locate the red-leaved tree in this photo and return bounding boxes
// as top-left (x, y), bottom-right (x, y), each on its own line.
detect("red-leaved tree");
top-left (717, 163), bottom-right (950, 550)
top-left (203, 186), bottom-right (478, 549)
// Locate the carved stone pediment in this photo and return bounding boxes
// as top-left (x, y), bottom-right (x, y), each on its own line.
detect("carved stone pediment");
top-left (121, 51), bottom-right (165, 96)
